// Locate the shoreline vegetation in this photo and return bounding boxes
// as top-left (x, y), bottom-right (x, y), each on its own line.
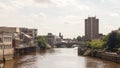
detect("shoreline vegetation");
top-left (78, 28), bottom-right (120, 63)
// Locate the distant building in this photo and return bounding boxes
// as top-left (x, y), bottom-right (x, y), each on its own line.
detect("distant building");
top-left (55, 36), bottom-right (62, 44)
top-left (63, 38), bottom-right (72, 43)
top-left (0, 32), bottom-right (14, 61)
top-left (59, 32), bottom-right (63, 39)
top-left (85, 17), bottom-right (99, 40)
top-left (45, 33), bottom-right (56, 48)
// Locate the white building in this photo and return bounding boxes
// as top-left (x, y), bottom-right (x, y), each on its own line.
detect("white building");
top-left (0, 32), bottom-right (14, 61)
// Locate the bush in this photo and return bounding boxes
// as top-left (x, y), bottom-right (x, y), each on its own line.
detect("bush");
top-left (117, 48), bottom-right (120, 55)
top-left (87, 39), bottom-right (105, 49)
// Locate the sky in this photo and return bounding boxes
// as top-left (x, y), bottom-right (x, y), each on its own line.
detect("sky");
top-left (0, 0), bottom-right (120, 38)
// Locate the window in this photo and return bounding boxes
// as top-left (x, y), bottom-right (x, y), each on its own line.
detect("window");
top-left (0, 45), bottom-right (2, 49)
top-left (0, 38), bottom-right (2, 42)
top-left (3, 37), bottom-right (12, 42)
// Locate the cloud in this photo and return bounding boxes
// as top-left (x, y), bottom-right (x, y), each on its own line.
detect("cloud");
top-left (33, 0), bottom-right (54, 8)
top-left (103, 25), bottom-right (118, 34)
top-left (63, 15), bottom-right (83, 24)
top-left (50, 0), bottom-right (74, 7)
top-left (0, 2), bottom-right (14, 12)
top-left (109, 13), bottom-right (119, 17)
top-left (0, 0), bottom-right (91, 10)
top-left (23, 12), bottom-right (47, 23)
top-left (33, 0), bottom-right (82, 8)
top-left (34, 0), bottom-right (51, 3)
top-left (10, 0), bottom-right (34, 8)
top-left (76, 5), bottom-right (90, 11)
top-left (32, 12), bottom-right (47, 18)
top-left (0, 0), bottom-right (120, 38)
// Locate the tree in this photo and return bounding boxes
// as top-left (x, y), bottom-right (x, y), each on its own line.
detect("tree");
top-left (86, 28), bottom-right (120, 52)
top-left (77, 36), bottom-right (82, 41)
top-left (87, 39), bottom-right (104, 49)
top-left (119, 28), bottom-right (120, 30)
top-left (37, 36), bottom-right (51, 50)
top-left (105, 30), bottom-right (120, 51)
top-left (115, 31), bottom-right (120, 49)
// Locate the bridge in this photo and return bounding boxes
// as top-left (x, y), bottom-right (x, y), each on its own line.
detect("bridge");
top-left (55, 41), bottom-right (82, 48)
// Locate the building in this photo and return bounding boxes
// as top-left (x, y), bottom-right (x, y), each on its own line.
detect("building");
top-left (19, 28), bottom-right (37, 46)
top-left (0, 27), bottom-right (20, 47)
top-left (0, 27), bottom-right (20, 33)
top-left (0, 27), bottom-right (38, 60)
top-left (55, 36), bottom-right (62, 44)
top-left (85, 17), bottom-right (99, 40)
top-left (0, 27), bottom-right (37, 47)
top-left (45, 33), bottom-right (56, 48)
top-left (59, 32), bottom-right (63, 39)
top-left (0, 32), bottom-right (14, 61)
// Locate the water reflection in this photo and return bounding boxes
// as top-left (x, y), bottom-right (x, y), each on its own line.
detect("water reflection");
top-left (36, 48), bottom-right (86, 68)
top-left (3, 48), bottom-right (120, 68)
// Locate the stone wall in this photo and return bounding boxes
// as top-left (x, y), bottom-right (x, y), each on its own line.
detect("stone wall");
top-left (95, 52), bottom-right (120, 63)
top-left (0, 48), bottom-right (14, 61)
top-left (78, 47), bottom-right (120, 63)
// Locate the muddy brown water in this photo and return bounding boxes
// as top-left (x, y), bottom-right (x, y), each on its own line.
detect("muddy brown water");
top-left (3, 48), bottom-right (120, 68)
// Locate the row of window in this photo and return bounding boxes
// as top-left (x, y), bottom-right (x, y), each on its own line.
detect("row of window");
top-left (4, 37), bottom-right (12, 42)
top-left (0, 45), bottom-right (12, 49)
top-left (0, 37), bottom-right (12, 43)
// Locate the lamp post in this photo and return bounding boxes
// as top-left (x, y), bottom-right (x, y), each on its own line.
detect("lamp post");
top-left (2, 31), bottom-right (5, 63)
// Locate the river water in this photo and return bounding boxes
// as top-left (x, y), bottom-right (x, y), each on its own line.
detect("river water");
top-left (3, 48), bottom-right (120, 68)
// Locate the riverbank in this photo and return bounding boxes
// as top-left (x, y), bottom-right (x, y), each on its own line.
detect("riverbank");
top-left (1, 48), bottom-right (120, 68)
top-left (78, 47), bottom-right (120, 63)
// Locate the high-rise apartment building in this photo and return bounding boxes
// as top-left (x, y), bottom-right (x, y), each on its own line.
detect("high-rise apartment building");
top-left (85, 17), bottom-right (99, 40)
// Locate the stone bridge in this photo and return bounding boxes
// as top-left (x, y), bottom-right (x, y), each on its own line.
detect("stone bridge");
top-left (55, 42), bottom-right (80, 48)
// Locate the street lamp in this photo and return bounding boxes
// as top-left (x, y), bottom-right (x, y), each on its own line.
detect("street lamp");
top-left (2, 31), bottom-right (5, 63)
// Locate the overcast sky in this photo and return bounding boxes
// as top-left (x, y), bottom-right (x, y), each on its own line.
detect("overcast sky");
top-left (0, 0), bottom-right (120, 38)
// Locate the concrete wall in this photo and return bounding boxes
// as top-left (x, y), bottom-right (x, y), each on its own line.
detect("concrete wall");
top-left (0, 48), bottom-right (14, 61)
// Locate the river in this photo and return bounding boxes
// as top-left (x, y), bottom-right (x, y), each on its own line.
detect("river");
top-left (3, 48), bottom-right (120, 68)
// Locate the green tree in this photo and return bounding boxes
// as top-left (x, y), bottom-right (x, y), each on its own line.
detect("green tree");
top-left (119, 28), bottom-right (120, 30)
top-left (87, 39), bottom-right (105, 49)
top-left (37, 36), bottom-right (51, 50)
top-left (87, 28), bottom-right (120, 52)
top-left (77, 36), bottom-right (82, 41)
top-left (105, 30), bottom-right (120, 51)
